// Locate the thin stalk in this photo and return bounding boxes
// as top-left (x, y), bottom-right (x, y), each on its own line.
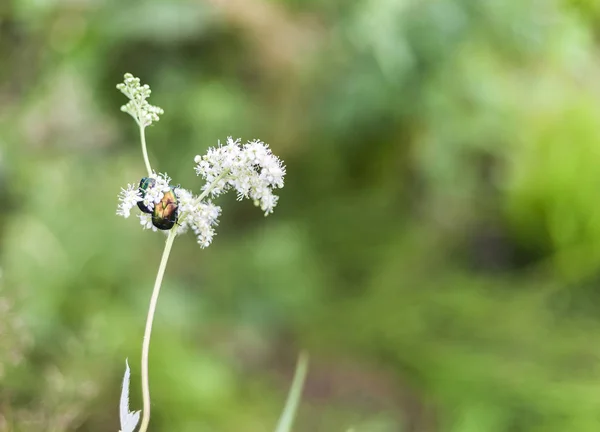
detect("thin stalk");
top-left (195, 170), bottom-right (229, 203)
top-left (139, 125), bottom-right (153, 177)
top-left (138, 229), bottom-right (177, 432)
top-left (274, 352), bottom-right (309, 432)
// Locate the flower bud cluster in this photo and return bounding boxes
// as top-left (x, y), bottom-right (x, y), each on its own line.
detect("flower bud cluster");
top-left (116, 73), bottom-right (164, 127)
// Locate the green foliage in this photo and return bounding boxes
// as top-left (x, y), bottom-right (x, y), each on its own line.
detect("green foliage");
top-left (2, 0), bottom-right (600, 430)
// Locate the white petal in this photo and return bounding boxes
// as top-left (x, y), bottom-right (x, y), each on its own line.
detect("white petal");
top-left (119, 359), bottom-right (141, 432)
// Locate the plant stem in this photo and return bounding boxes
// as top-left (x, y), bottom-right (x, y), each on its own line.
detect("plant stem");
top-left (138, 229), bottom-right (177, 432)
top-left (274, 352), bottom-right (309, 432)
top-left (195, 170), bottom-right (229, 203)
top-left (139, 125), bottom-right (153, 177)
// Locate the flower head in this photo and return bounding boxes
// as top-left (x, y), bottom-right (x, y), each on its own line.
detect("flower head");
top-left (117, 73), bottom-right (164, 127)
top-left (117, 138), bottom-right (284, 246)
top-left (194, 137), bottom-right (286, 215)
top-left (116, 172), bottom-right (171, 220)
top-left (116, 184), bottom-right (142, 218)
top-left (140, 172), bottom-right (171, 213)
top-left (174, 187), bottom-right (222, 248)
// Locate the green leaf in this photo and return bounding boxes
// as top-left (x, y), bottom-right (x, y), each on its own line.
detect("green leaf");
top-left (274, 352), bottom-right (309, 432)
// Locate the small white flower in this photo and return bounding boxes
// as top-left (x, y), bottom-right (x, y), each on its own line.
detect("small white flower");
top-left (117, 73), bottom-right (164, 127)
top-left (138, 213), bottom-right (157, 232)
top-left (117, 184), bottom-right (142, 218)
top-left (258, 191), bottom-right (279, 215)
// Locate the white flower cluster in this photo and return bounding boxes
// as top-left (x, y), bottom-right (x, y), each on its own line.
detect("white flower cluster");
top-left (194, 137), bottom-right (286, 215)
top-left (174, 188), bottom-right (221, 248)
top-left (140, 174), bottom-right (171, 212)
top-left (116, 138), bottom-right (285, 247)
top-left (116, 172), bottom-right (171, 219)
top-left (116, 184), bottom-right (141, 219)
top-left (116, 73), bottom-right (164, 127)
top-left (116, 172), bottom-right (221, 248)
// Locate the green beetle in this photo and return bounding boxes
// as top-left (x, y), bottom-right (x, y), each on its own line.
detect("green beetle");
top-left (137, 177), bottom-right (156, 214)
top-left (152, 187), bottom-right (179, 230)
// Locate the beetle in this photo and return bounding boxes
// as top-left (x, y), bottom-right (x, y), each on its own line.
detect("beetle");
top-left (137, 177), bottom-right (156, 214)
top-left (152, 187), bottom-right (179, 230)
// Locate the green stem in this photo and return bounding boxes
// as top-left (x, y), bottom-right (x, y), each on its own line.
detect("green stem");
top-left (196, 170), bottom-right (229, 203)
top-left (138, 229), bottom-right (177, 432)
top-left (274, 352), bottom-right (309, 432)
top-left (139, 125), bottom-right (152, 177)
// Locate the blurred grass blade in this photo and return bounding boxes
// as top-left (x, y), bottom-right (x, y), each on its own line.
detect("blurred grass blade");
top-left (274, 351), bottom-right (309, 432)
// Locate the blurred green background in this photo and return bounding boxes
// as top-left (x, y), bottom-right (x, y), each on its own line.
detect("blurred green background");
top-left (3, 0), bottom-right (600, 431)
